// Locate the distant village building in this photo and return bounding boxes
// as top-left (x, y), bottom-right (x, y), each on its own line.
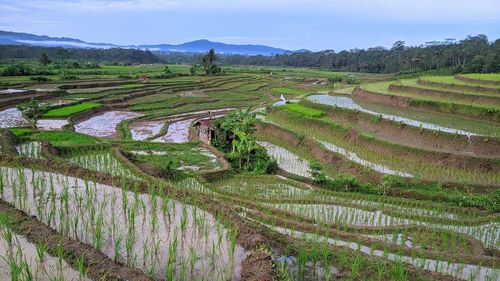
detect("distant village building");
top-left (193, 119), bottom-right (215, 144)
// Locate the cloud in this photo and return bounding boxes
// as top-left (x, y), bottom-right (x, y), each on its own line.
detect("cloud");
top-left (1, 0), bottom-right (499, 21)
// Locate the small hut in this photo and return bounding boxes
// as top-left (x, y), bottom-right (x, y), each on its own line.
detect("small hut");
top-left (193, 119), bottom-right (215, 144)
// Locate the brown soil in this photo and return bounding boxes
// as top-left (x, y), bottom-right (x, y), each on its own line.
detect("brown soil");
top-left (353, 86), bottom-right (411, 108)
top-left (257, 121), bottom-right (499, 192)
top-left (320, 105), bottom-right (500, 160)
top-left (0, 92), bottom-right (52, 110)
top-left (0, 199), bottom-right (151, 281)
top-left (353, 86), bottom-right (500, 123)
top-left (0, 129), bottom-right (19, 157)
top-left (241, 250), bottom-right (275, 281)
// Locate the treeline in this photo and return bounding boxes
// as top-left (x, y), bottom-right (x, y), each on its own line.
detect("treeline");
top-left (161, 34), bottom-right (500, 74)
top-left (1, 34), bottom-right (498, 74)
top-left (0, 45), bottom-right (159, 64)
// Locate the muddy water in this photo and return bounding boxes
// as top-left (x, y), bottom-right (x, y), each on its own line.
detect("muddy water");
top-left (219, 181), bottom-right (312, 200)
top-left (163, 108), bottom-right (235, 119)
top-left (0, 228), bottom-right (89, 281)
top-left (318, 140), bottom-right (413, 177)
top-left (153, 118), bottom-right (195, 143)
top-left (75, 111), bottom-right (143, 138)
top-left (266, 203), bottom-right (500, 249)
top-left (255, 221), bottom-right (499, 281)
top-left (151, 110), bottom-right (233, 144)
top-left (129, 120), bottom-right (164, 141)
top-left (0, 89), bottom-right (26, 94)
top-left (66, 151), bottom-right (139, 179)
top-left (307, 95), bottom-right (476, 136)
top-left (0, 108), bottom-right (29, 128)
top-left (0, 167), bottom-right (247, 280)
top-left (257, 141), bottom-right (311, 178)
top-left (37, 119), bottom-right (69, 130)
top-left (365, 233), bottom-right (415, 248)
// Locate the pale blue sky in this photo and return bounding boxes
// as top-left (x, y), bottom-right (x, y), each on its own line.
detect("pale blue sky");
top-left (1, 0), bottom-right (499, 51)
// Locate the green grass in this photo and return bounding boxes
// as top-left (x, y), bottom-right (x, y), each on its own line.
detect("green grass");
top-left (462, 73), bottom-right (500, 81)
top-left (43, 102), bottom-right (102, 118)
top-left (282, 104), bottom-right (325, 118)
top-left (355, 99), bottom-right (500, 137)
top-left (421, 76), bottom-right (500, 89)
top-left (271, 87), bottom-right (307, 95)
top-left (28, 131), bottom-right (100, 146)
top-left (9, 128), bottom-right (33, 138)
top-left (400, 78), bottom-right (500, 97)
top-left (361, 80), bottom-right (500, 118)
top-left (0, 212), bottom-right (17, 228)
top-left (266, 108), bottom-right (500, 187)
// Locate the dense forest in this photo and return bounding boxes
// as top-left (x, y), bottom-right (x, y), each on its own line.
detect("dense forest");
top-left (162, 34), bottom-right (500, 74)
top-left (0, 45), bottom-right (159, 64)
top-left (0, 34), bottom-right (498, 74)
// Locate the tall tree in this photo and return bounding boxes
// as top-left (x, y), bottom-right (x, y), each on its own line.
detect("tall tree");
top-left (199, 49), bottom-right (221, 75)
top-left (16, 99), bottom-right (48, 129)
top-left (38, 51), bottom-right (51, 65)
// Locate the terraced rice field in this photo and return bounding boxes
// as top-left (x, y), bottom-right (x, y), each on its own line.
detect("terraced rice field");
top-left (0, 66), bottom-right (499, 280)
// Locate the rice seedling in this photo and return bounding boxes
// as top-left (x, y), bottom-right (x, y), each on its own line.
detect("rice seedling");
top-left (0, 166), bottom-right (246, 280)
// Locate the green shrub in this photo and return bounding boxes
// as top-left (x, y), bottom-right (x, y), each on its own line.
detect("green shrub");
top-left (328, 75), bottom-right (344, 83)
top-left (1, 63), bottom-right (32, 76)
top-left (382, 174), bottom-right (406, 189)
top-left (30, 76), bottom-right (50, 82)
top-left (309, 162), bottom-right (327, 184)
top-left (60, 75), bottom-right (78, 80)
top-left (345, 75), bottom-right (359, 85)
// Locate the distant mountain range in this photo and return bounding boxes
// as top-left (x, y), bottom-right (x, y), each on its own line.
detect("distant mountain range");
top-left (0, 30), bottom-right (304, 56)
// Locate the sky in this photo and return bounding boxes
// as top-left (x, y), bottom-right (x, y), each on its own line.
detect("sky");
top-left (0, 0), bottom-right (499, 51)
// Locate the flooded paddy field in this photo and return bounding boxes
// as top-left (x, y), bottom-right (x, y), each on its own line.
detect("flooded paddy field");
top-left (2, 67), bottom-right (499, 280)
top-left (0, 167), bottom-right (247, 280)
top-left (0, 227), bottom-right (88, 280)
top-left (74, 111), bottom-right (142, 138)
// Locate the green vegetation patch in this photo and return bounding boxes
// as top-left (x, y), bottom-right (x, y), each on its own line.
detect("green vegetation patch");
top-left (29, 131), bottom-right (100, 147)
top-left (462, 73), bottom-right (500, 81)
top-left (121, 141), bottom-right (221, 173)
top-left (43, 102), bottom-right (102, 117)
top-left (271, 87), bottom-right (306, 95)
top-left (283, 104), bottom-right (325, 118)
top-left (9, 128), bottom-right (33, 138)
